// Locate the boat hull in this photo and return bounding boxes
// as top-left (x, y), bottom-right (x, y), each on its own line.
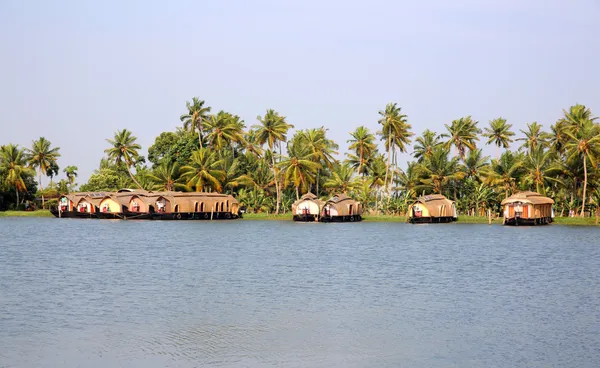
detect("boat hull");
top-left (409, 216), bottom-right (456, 224)
top-left (51, 208), bottom-right (240, 220)
top-left (320, 215), bottom-right (362, 223)
top-left (503, 216), bottom-right (552, 226)
top-left (293, 214), bottom-right (319, 222)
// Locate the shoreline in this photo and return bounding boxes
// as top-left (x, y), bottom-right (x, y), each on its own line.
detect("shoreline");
top-left (1, 210), bottom-right (597, 226)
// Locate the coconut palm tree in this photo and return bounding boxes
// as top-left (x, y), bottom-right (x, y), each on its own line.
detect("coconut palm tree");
top-left (417, 146), bottom-right (465, 195)
top-left (521, 146), bottom-right (562, 195)
top-left (564, 119), bottom-right (600, 216)
top-left (278, 139), bottom-right (321, 200)
top-left (26, 137), bottom-right (61, 203)
top-left (181, 148), bottom-right (226, 192)
top-left (0, 144), bottom-right (33, 206)
top-left (104, 129), bottom-right (143, 189)
top-left (324, 163), bottom-right (360, 194)
top-left (486, 151), bottom-right (524, 197)
top-left (543, 120), bottom-right (569, 157)
top-left (300, 127), bottom-right (339, 195)
top-left (483, 117), bottom-right (515, 157)
top-left (441, 116), bottom-right (481, 160)
top-left (253, 109), bottom-right (294, 214)
top-left (63, 165), bottom-right (78, 187)
top-left (377, 103), bottom-right (413, 195)
top-left (412, 129), bottom-right (441, 163)
top-left (462, 149), bottom-right (491, 182)
top-left (180, 97), bottom-right (211, 147)
top-left (394, 161), bottom-right (421, 195)
top-left (347, 126), bottom-right (376, 175)
top-left (147, 162), bottom-right (187, 191)
top-left (517, 122), bottom-right (544, 154)
top-left (203, 111), bottom-right (246, 153)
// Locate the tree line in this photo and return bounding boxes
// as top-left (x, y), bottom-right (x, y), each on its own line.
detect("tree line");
top-left (1, 99), bottom-right (599, 216)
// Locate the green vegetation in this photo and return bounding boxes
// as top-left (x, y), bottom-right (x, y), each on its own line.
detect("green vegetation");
top-left (2, 99), bottom-right (600, 223)
top-left (0, 210), bottom-right (53, 217)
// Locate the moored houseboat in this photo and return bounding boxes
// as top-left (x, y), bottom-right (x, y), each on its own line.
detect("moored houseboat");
top-left (320, 194), bottom-right (362, 222)
top-left (408, 194), bottom-right (457, 223)
top-left (501, 191), bottom-right (554, 226)
top-left (292, 193), bottom-right (324, 222)
top-left (51, 190), bottom-right (241, 220)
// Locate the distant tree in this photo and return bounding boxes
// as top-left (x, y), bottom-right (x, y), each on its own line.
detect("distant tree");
top-left (63, 166), bottom-right (78, 187)
top-left (180, 97), bottom-right (211, 147)
top-left (254, 109), bottom-right (294, 214)
top-left (0, 144), bottom-right (35, 206)
top-left (104, 129), bottom-right (143, 189)
top-left (483, 117), bottom-right (515, 157)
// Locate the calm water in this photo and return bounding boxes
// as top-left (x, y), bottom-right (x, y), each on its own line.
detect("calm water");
top-left (1, 218), bottom-right (599, 368)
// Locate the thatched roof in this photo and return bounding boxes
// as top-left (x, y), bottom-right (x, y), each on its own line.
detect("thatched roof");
top-left (292, 193), bottom-right (323, 206)
top-left (501, 191), bottom-right (554, 205)
top-left (410, 194), bottom-right (455, 217)
top-left (323, 194), bottom-right (362, 216)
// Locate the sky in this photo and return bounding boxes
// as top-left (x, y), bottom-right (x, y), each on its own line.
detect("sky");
top-left (1, 0), bottom-right (599, 185)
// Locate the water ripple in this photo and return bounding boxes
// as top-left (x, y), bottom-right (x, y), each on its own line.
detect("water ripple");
top-left (1, 219), bottom-right (600, 367)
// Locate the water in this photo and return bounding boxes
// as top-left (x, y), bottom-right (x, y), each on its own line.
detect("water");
top-left (1, 218), bottom-right (599, 367)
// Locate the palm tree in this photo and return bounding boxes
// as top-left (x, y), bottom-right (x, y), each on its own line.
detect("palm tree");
top-left (367, 154), bottom-right (388, 211)
top-left (377, 103), bottom-right (413, 195)
top-left (417, 146), bottom-right (465, 195)
top-left (564, 118), bottom-right (600, 216)
top-left (180, 97), bottom-right (211, 147)
top-left (483, 118), bottom-right (515, 157)
top-left (441, 116), bottom-right (481, 160)
top-left (486, 151), bottom-right (524, 197)
top-left (412, 129), bottom-right (440, 162)
top-left (517, 122), bottom-right (543, 154)
top-left (203, 111), bottom-right (246, 153)
top-left (0, 144), bottom-right (33, 206)
top-left (300, 127), bottom-right (339, 195)
top-left (278, 139), bottom-right (321, 200)
top-left (253, 109), bottom-right (294, 214)
top-left (541, 120), bottom-right (567, 157)
top-left (462, 149), bottom-right (490, 182)
top-left (181, 148), bottom-right (226, 192)
top-left (104, 129), bottom-right (143, 189)
top-left (63, 165), bottom-right (78, 187)
top-left (347, 126), bottom-right (376, 175)
top-left (521, 146), bottom-right (562, 195)
top-left (394, 161), bottom-right (421, 195)
top-left (26, 137), bottom-right (61, 205)
top-left (324, 163), bottom-right (360, 194)
top-left (147, 162), bottom-right (187, 191)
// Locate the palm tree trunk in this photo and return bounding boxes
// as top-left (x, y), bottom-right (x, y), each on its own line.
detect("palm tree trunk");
top-left (384, 141), bottom-right (392, 199)
top-left (271, 154), bottom-right (280, 214)
top-left (126, 162), bottom-right (143, 189)
top-left (16, 187), bottom-right (19, 208)
top-left (581, 157), bottom-right (587, 217)
top-left (38, 170), bottom-right (45, 208)
top-left (296, 186), bottom-right (299, 201)
top-left (316, 170), bottom-right (320, 196)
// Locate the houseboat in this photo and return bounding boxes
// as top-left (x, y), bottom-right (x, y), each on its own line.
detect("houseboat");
top-left (320, 194), bottom-right (363, 222)
top-left (291, 193), bottom-right (324, 222)
top-left (501, 191), bottom-right (554, 226)
top-left (408, 194), bottom-right (457, 223)
top-left (51, 189), bottom-right (241, 220)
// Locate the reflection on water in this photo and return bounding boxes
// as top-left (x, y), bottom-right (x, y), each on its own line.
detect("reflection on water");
top-left (1, 218), bottom-right (600, 367)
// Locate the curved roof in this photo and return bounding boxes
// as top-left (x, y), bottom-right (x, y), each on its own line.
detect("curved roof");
top-left (323, 194), bottom-right (362, 215)
top-left (501, 191), bottom-right (554, 205)
top-left (410, 194), bottom-right (455, 217)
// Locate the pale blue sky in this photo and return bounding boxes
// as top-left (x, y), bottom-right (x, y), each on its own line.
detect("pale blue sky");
top-left (1, 0), bottom-right (599, 183)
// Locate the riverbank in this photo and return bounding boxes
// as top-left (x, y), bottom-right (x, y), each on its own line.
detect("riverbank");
top-left (0, 210), bottom-right (54, 217)
top-left (1, 210), bottom-right (597, 225)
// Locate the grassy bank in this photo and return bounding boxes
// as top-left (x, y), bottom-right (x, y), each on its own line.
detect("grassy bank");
top-left (0, 210), bottom-right (54, 217)
top-left (1, 210), bottom-right (597, 226)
